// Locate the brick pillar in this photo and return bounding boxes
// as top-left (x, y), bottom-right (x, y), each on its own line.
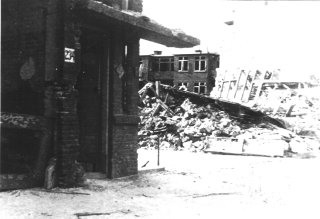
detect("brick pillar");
top-left (55, 85), bottom-right (80, 187)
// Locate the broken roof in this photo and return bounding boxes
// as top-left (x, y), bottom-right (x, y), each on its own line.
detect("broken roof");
top-left (74, 0), bottom-right (200, 48)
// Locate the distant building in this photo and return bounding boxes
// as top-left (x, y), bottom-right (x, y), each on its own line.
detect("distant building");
top-left (140, 52), bottom-right (220, 95)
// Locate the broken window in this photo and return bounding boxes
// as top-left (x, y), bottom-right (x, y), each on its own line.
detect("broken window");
top-left (194, 56), bottom-right (206, 71)
top-left (194, 82), bottom-right (206, 94)
top-left (177, 82), bottom-right (189, 91)
top-left (178, 56), bottom-right (189, 71)
top-left (153, 57), bottom-right (174, 72)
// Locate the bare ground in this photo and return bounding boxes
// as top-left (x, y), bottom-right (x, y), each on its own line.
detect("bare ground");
top-left (1, 149), bottom-right (320, 219)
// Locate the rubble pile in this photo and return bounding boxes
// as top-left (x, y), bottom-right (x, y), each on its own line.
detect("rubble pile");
top-left (138, 89), bottom-right (320, 157)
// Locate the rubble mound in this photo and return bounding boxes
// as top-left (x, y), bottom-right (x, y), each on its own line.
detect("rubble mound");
top-left (138, 90), bottom-right (320, 158)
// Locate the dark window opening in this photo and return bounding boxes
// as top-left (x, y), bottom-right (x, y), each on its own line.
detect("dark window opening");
top-left (178, 56), bottom-right (189, 71)
top-left (153, 57), bottom-right (174, 72)
top-left (194, 82), bottom-right (206, 94)
top-left (195, 56), bottom-right (206, 71)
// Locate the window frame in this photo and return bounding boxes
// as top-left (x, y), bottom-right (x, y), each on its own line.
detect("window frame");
top-left (153, 57), bottom-right (174, 72)
top-left (193, 82), bottom-right (206, 94)
top-left (194, 56), bottom-right (207, 72)
top-left (178, 56), bottom-right (189, 72)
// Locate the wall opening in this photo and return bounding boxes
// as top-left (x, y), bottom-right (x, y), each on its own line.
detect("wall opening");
top-left (77, 29), bottom-right (107, 172)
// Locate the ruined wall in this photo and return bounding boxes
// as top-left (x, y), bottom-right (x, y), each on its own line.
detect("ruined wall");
top-left (1, 0), bottom-right (46, 115)
top-left (1, 0), bottom-right (49, 189)
top-left (129, 0), bottom-right (143, 12)
top-left (207, 54), bottom-right (220, 94)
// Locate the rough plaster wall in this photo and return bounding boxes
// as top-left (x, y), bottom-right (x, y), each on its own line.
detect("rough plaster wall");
top-left (1, 0), bottom-right (46, 115)
top-left (1, 0), bottom-right (48, 190)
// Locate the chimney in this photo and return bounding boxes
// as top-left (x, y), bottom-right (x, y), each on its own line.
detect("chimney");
top-left (154, 51), bottom-right (162, 55)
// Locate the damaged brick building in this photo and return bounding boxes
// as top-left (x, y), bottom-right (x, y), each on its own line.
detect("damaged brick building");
top-left (1, 0), bottom-right (199, 190)
top-left (139, 52), bottom-right (219, 95)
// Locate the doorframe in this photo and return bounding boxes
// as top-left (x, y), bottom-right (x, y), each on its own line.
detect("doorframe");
top-left (79, 25), bottom-right (111, 175)
top-left (101, 33), bottom-right (111, 174)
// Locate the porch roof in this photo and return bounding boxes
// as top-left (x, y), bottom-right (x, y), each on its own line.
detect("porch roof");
top-left (76, 0), bottom-right (200, 48)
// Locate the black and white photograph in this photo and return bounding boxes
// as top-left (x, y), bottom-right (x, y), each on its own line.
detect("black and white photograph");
top-left (1, 0), bottom-right (320, 218)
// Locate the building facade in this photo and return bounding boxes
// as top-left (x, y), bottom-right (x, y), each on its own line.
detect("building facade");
top-left (140, 53), bottom-right (220, 95)
top-left (1, 0), bottom-right (199, 190)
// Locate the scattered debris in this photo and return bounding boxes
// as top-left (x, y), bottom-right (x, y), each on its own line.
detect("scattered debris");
top-left (32, 189), bottom-right (90, 196)
top-left (44, 158), bottom-right (57, 190)
top-left (192, 192), bottom-right (238, 198)
top-left (75, 209), bottom-right (131, 218)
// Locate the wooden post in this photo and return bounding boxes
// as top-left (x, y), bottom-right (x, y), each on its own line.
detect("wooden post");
top-left (157, 137), bottom-right (160, 166)
top-left (233, 70), bottom-right (245, 100)
top-left (155, 81), bottom-right (160, 96)
top-left (240, 73), bottom-right (250, 102)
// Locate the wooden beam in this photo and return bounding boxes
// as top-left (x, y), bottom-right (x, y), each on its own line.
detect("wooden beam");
top-left (74, 0), bottom-right (200, 48)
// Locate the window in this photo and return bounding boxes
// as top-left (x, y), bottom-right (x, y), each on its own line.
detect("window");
top-left (178, 56), bottom-right (189, 71)
top-left (152, 57), bottom-right (174, 72)
top-left (194, 56), bottom-right (206, 71)
top-left (194, 82), bottom-right (206, 94)
top-left (178, 82), bottom-right (189, 87)
top-left (177, 82), bottom-right (189, 91)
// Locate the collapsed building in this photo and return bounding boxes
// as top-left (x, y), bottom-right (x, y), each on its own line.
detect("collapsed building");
top-left (138, 84), bottom-right (320, 158)
top-left (1, 0), bottom-right (200, 190)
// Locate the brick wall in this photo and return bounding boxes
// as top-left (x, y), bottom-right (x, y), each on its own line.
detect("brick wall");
top-left (173, 54), bottom-right (219, 94)
top-left (174, 55), bottom-right (207, 91)
top-left (1, 0), bottom-right (49, 189)
top-left (111, 124), bottom-right (138, 177)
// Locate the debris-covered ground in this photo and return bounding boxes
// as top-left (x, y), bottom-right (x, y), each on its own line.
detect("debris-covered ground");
top-left (1, 150), bottom-right (320, 219)
top-left (138, 84), bottom-right (320, 158)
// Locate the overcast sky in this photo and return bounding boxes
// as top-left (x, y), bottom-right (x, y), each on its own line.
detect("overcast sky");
top-left (140, 0), bottom-right (320, 80)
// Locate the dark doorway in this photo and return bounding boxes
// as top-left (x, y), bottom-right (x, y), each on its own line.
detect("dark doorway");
top-left (77, 30), bottom-right (107, 172)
